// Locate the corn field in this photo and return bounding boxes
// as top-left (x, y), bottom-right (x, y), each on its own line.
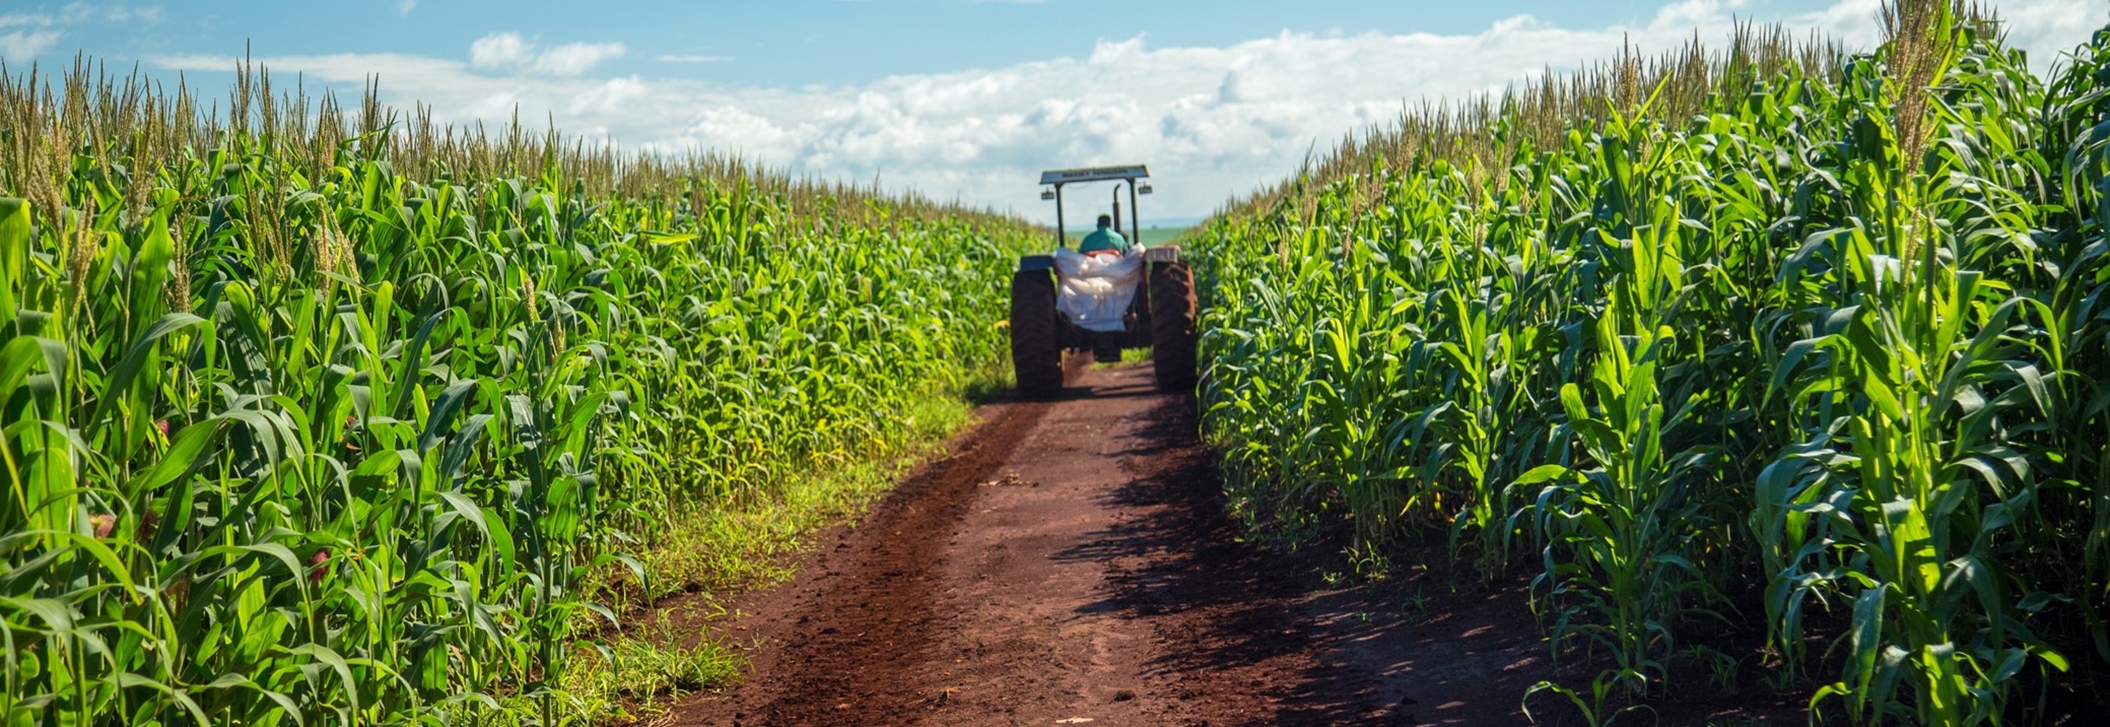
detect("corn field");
top-left (1192, 8), bottom-right (2110, 724)
top-left (0, 58), bottom-right (1034, 724)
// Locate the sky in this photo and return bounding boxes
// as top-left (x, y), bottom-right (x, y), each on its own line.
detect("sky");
top-left (1, 0), bottom-right (2104, 223)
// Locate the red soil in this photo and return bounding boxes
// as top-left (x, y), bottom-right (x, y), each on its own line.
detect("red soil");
top-left (663, 363), bottom-right (1555, 726)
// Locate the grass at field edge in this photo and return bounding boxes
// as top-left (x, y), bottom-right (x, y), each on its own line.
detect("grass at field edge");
top-left (562, 364), bottom-right (1011, 723)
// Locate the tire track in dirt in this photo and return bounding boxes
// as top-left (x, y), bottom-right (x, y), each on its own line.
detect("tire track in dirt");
top-left (667, 361), bottom-right (1555, 726)
top-left (662, 356), bottom-right (1081, 726)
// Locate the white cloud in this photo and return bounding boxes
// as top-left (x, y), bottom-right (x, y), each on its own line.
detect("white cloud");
top-left (1994, 0), bottom-right (2107, 67)
top-left (93, 6), bottom-right (162, 24)
top-left (469, 32), bottom-right (532, 69)
top-left (469, 32), bottom-right (626, 76)
top-left (150, 0), bottom-right (2104, 219)
top-left (398, 0), bottom-right (417, 17)
top-left (570, 75), bottom-right (648, 115)
top-left (1, 4), bottom-right (159, 63)
top-left (532, 41), bottom-right (627, 76)
top-left (1, 29), bottom-right (62, 58)
top-left (23, 3), bottom-right (161, 26)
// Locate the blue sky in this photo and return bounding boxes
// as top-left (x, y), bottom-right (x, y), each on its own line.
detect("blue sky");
top-left (2, 0), bottom-right (2102, 221)
top-left (8, 1), bottom-right (1840, 87)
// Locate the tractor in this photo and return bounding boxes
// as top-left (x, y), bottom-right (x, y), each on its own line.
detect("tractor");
top-left (1008, 164), bottom-right (1198, 397)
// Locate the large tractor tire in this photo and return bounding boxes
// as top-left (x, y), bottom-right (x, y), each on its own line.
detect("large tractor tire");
top-left (1010, 269), bottom-right (1063, 397)
top-left (1148, 259), bottom-right (1199, 392)
top-left (1125, 277), bottom-right (1154, 349)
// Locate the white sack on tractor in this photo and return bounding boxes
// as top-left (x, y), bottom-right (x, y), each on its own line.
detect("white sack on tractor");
top-left (1052, 246), bottom-right (1146, 333)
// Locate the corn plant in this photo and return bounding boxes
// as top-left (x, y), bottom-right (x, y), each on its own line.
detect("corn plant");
top-left (0, 59), bottom-right (1037, 725)
top-left (1191, 6), bottom-right (2110, 723)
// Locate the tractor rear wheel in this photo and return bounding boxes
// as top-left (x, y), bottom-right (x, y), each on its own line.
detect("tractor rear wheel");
top-left (1148, 260), bottom-right (1198, 392)
top-left (1010, 269), bottom-right (1063, 397)
top-left (1126, 276), bottom-right (1154, 348)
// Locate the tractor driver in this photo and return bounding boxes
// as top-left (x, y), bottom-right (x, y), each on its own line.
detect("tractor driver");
top-left (1078, 214), bottom-right (1129, 256)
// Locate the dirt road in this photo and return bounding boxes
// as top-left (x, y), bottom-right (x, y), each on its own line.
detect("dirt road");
top-left (665, 363), bottom-right (1550, 726)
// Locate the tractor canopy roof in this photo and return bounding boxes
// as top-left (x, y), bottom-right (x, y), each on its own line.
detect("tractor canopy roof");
top-left (1039, 165), bottom-right (1149, 186)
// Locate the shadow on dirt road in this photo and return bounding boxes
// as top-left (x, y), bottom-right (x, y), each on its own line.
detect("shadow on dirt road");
top-left (668, 362), bottom-right (1552, 726)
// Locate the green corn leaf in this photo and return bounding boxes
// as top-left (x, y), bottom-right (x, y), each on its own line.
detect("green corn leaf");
top-left (88, 313), bottom-right (206, 435)
top-left (0, 198), bottom-right (27, 330)
top-left (417, 379), bottom-right (479, 454)
top-left (1513, 464), bottom-right (1573, 487)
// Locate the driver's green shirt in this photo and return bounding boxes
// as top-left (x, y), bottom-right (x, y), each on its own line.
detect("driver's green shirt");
top-left (1078, 226), bottom-right (1128, 254)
